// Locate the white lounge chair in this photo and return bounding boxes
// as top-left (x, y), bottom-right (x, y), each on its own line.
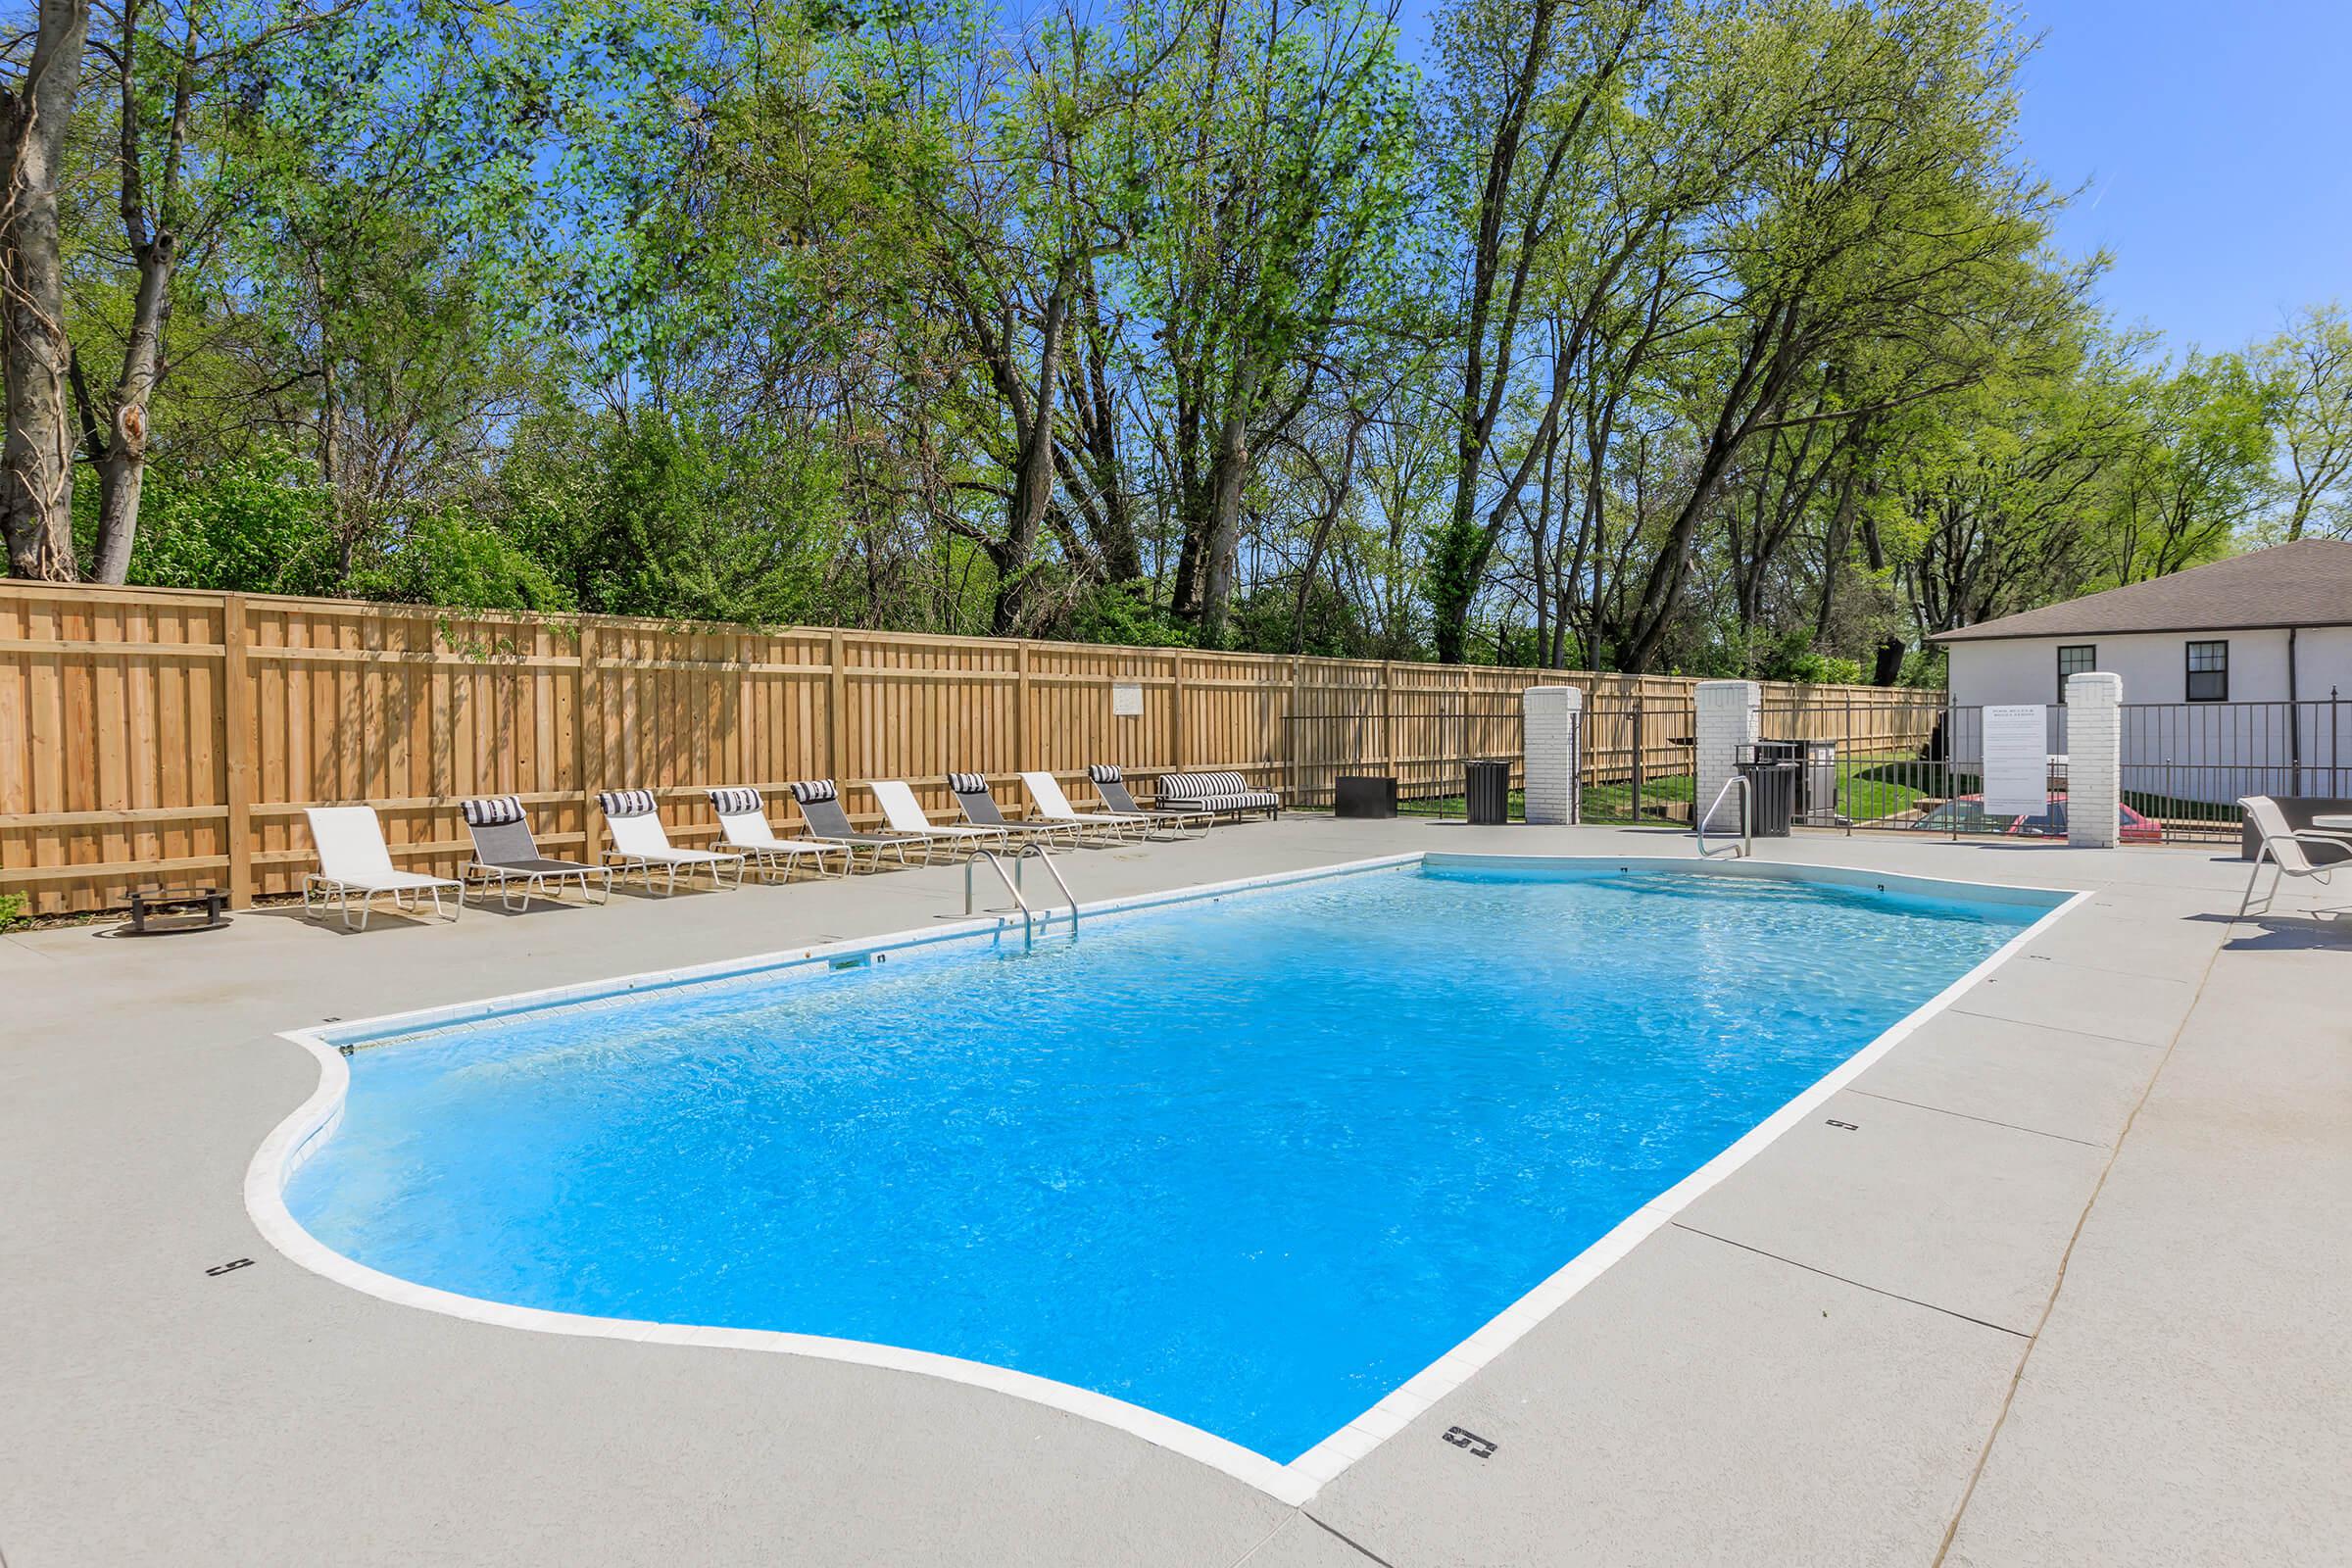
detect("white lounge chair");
top-left (2237, 795), bottom-right (2351, 917)
top-left (1020, 770), bottom-right (1147, 841)
top-left (303, 805), bottom-right (464, 930)
top-left (709, 788), bottom-right (851, 882)
top-left (871, 779), bottom-right (1007, 858)
top-left (599, 790), bottom-right (745, 894)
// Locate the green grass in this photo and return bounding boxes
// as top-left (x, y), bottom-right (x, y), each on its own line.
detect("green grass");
top-left (1388, 753), bottom-right (2238, 835)
top-left (0, 891), bottom-right (26, 931)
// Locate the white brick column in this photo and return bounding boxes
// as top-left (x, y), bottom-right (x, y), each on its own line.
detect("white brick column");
top-left (1694, 680), bottom-right (1762, 832)
top-left (1522, 685), bottom-right (1585, 824)
top-left (2066, 671), bottom-right (2123, 849)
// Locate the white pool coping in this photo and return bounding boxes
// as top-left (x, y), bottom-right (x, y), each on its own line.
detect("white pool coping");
top-left (244, 852), bottom-right (2091, 1508)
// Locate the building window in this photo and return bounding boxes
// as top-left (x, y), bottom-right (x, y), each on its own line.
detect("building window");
top-left (2185, 640), bottom-right (2229, 702)
top-left (2056, 644), bottom-right (2095, 702)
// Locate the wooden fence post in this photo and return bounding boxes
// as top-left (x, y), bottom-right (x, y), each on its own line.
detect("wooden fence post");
top-left (577, 617), bottom-right (600, 862)
top-left (221, 594), bottom-right (253, 907)
top-left (827, 626), bottom-right (849, 782)
top-left (1171, 650), bottom-right (1188, 771)
top-left (1014, 639), bottom-right (1032, 772)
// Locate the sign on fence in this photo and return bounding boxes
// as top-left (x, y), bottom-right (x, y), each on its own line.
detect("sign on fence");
top-left (1983, 705), bottom-right (2049, 816)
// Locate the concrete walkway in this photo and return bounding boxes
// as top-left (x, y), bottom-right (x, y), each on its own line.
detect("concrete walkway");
top-left (2, 819), bottom-right (2344, 1566)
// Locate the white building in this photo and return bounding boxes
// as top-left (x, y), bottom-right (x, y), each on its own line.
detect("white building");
top-left (1934, 539), bottom-right (2352, 806)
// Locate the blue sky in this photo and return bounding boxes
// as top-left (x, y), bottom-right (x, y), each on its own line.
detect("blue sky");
top-left (1390, 0), bottom-right (2352, 356)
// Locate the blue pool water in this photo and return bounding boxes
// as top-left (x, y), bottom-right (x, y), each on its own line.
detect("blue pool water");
top-left (286, 860), bottom-right (2055, 1462)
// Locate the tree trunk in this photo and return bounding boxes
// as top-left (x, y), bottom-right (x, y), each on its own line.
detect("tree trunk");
top-left (0, 0), bottom-right (90, 580)
top-left (1193, 406), bottom-right (1250, 647)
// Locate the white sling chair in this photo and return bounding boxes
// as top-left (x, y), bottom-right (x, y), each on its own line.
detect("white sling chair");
top-left (1019, 770), bottom-right (1148, 841)
top-left (599, 790), bottom-right (745, 894)
top-left (303, 806), bottom-right (464, 930)
top-left (2237, 795), bottom-right (2351, 918)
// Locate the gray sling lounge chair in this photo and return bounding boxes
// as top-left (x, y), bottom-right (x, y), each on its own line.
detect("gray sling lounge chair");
top-left (1087, 764), bottom-right (1210, 836)
top-left (460, 794), bottom-right (612, 909)
top-left (947, 772), bottom-right (1084, 846)
top-left (788, 779), bottom-right (917, 868)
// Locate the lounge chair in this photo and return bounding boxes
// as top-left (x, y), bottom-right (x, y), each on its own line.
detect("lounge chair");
top-left (459, 795), bottom-right (612, 909)
top-left (1021, 769), bottom-right (1148, 841)
top-left (870, 779), bottom-right (1008, 857)
top-left (1154, 769), bottom-right (1282, 822)
top-left (708, 788), bottom-right (851, 882)
top-left (946, 772), bottom-right (1083, 847)
top-left (302, 805), bottom-right (464, 930)
top-left (1087, 764), bottom-right (1210, 836)
top-left (598, 789), bottom-right (745, 893)
top-left (2236, 795), bottom-right (2351, 917)
top-left (787, 779), bottom-right (917, 868)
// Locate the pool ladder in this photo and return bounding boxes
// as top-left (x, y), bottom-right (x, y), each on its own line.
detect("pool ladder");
top-left (1694, 775), bottom-right (1752, 859)
top-left (963, 843), bottom-right (1078, 951)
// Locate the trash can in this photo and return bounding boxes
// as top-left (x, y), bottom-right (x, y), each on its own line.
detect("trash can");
top-left (1465, 760), bottom-right (1512, 825)
top-left (1756, 738), bottom-right (1837, 825)
top-left (1735, 746), bottom-right (1799, 837)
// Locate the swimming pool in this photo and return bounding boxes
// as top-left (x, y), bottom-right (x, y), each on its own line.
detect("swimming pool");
top-left (260, 855), bottom-right (2073, 1494)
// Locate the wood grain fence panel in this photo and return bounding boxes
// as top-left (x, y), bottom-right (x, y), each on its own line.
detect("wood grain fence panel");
top-left (2, 581), bottom-right (1933, 913)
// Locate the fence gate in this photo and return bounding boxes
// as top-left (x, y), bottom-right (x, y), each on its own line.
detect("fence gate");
top-left (1575, 694), bottom-right (1699, 825)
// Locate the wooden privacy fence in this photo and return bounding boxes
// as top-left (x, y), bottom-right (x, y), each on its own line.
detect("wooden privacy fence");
top-left (0, 581), bottom-right (1933, 914)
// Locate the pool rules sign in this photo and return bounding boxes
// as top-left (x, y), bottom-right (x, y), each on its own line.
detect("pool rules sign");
top-left (1983, 705), bottom-right (2049, 817)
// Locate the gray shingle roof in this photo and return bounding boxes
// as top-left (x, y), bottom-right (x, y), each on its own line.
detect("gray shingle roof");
top-left (1931, 539), bottom-right (2352, 643)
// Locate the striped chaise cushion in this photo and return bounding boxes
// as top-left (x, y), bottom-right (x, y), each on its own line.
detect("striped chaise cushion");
top-left (1156, 770), bottom-right (1279, 812)
top-left (461, 794), bottom-right (525, 826)
top-left (947, 771), bottom-right (990, 795)
top-left (788, 778), bottom-right (838, 804)
top-left (1087, 763), bottom-right (1122, 784)
top-left (709, 787), bottom-right (762, 814)
top-left (597, 788), bottom-right (657, 817)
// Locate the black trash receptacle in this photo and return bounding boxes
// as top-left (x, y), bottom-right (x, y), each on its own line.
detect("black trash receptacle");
top-left (1735, 748), bottom-right (1799, 837)
top-left (1755, 737), bottom-right (1836, 824)
top-left (1465, 760), bottom-right (1512, 825)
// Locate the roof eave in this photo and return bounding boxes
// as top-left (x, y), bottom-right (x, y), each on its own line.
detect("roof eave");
top-left (1934, 616), bottom-right (2352, 645)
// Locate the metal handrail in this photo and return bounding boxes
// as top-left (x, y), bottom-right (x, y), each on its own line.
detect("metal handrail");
top-left (1012, 842), bottom-right (1077, 933)
top-left (965, 849), bottom-right (1036, 948)
top-left (1695, 775), bottom-right (1751, 858)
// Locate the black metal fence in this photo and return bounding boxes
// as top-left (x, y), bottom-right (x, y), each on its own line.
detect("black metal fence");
top-left (1757, 695), bottom-right (2351, 844)
top-left (2114, 698), bottom-right (2351, 837)
top-left (1288, 685), bottom-right (2348, 843)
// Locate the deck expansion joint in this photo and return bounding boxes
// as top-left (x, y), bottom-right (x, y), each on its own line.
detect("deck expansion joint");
top-left (1669, 1222), bottom-right (2034, 1340)
top-left (1841, 1088), bottom-right (2117, 1149)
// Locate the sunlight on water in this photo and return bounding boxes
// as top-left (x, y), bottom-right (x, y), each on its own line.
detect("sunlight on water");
top-left (286, 862), bottom-right (2052, 1461)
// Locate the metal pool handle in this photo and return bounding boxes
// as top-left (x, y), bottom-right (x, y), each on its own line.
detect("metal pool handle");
top-left (1010, 842), bottom-right (1077, 934)
top-left (962, 845), bottom-right (1077, 952)
top-left (1695, 775), bottom-right (1751, 859)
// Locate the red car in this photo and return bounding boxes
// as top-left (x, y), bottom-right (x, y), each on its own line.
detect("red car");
top-left (1912, 794), bottom-right (2163, 844)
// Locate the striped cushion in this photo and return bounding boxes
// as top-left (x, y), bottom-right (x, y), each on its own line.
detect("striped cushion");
top-left (1157, 771), bottom-right (1251, 800)
top-left (947, 771), bottom-right (989, 795)
top-left (709, 787), bottom-right (761, 815)
top-left (598, 788), bottom-right (657, 817)
top-left (789, 778), bottom-right (838, 804)
top-left (461, 794), bottom-right (524, 826)
top-left (1087, 763), bottom-right (1122, 784)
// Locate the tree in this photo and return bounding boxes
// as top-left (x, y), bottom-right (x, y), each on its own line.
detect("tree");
top-left (2252, 303), bottom-right (2352, 541)
top-left (0, 0), bottom-right (88, 578)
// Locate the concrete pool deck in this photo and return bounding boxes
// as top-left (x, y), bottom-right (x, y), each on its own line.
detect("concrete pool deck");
top-left (3, 819), bottom-right (2345, 1566)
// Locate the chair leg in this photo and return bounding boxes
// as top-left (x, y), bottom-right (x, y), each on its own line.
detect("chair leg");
top-left (2237, 853), bottom-right (2276, 918)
